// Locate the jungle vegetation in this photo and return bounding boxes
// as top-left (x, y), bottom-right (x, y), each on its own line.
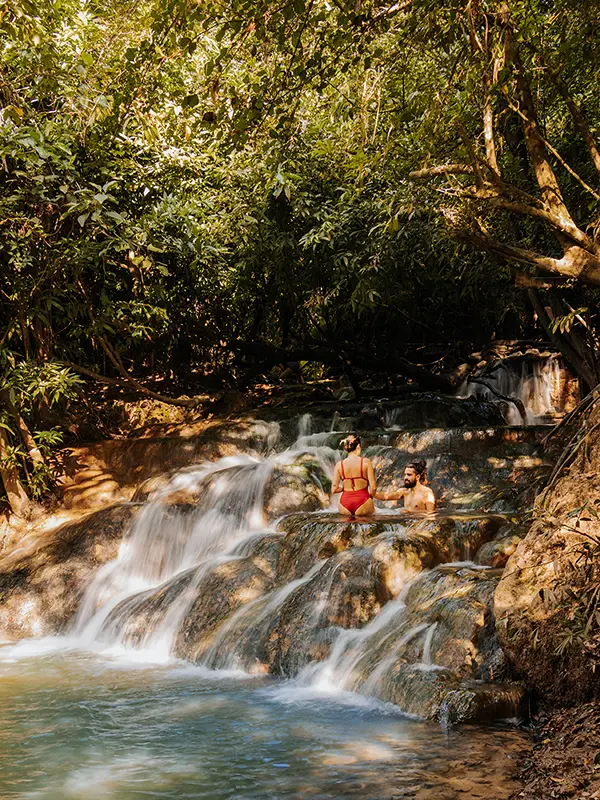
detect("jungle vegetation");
top-left (1, 0), bottom-right (600, 512)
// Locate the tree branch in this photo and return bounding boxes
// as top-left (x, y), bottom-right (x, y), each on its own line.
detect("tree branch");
top-left (504, 24), bottom-right (574, 224)
top-left (0, 389), bottom-right (45, 468)
top-left (409, 164), bottom-right (475, 180)
top-left (62, 360), bottom-right (202, 408)
top-left (483, 73), bottom-right (499, 173)
top-left (468, 377), bottom-right (527, 421)
top-left (236, 341), bottom-right (471, 392)
top-left (460, 228), bottom-right (600, 285)
top-left (0, 426), bottom-right (31, 517)
top-left (531, 49), bottom-right (600, 177)
top-left (502, 93), bottom-right (600, 203)
top-left (486, 197), bottom-right (598, 251)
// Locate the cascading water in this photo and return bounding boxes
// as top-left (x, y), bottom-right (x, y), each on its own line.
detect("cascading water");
top-left (60, 409), bottom-right (542, 703)
top-left (71, 456), bottom-right (277, 647)
top-left (0, 400), bottom-right (547, 798)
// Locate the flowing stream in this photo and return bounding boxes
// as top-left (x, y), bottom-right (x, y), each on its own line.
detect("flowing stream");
top-left (0, 365), bottom-right (566, 798)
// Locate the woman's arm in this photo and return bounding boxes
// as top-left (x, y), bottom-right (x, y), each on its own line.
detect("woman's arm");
top-left (331, 462), bottom-right (342, 494)
top-left (366, 459), bottom-right (377, 497)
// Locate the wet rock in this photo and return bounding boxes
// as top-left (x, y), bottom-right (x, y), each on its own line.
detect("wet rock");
top-left (263, 459), bottom-right (330, 518)
top-left (100, 566), bottom-right (196, 647)
top-left (276, 515), bottom-right (371, 581)
top-left (374, 664), bottom-right (526, 723)
top-left (371, 446), bottom-right (548, 513)
top-left (475, 534), bottom-right (522, 568)
top-left (389, 426), bottom-right (547, 457)
top-left (349, 566), bottom-right (502, 681)
top-left (204, 548), bottom-right (385, 675)
top-left (134, 457), bottom-right (330, 521)
top-left (275, 514), bottom-right (503, 588)
top-left (182, 517), bottom-right (503, 678)
top-left (97, 534), bottom-right (286, 654)
top-left (437, 681), bottom-right (528, 725)
top-left (376, 394), bottom-right (505, 429)
top-left (231, 531), bottom-right (283, 577)
top-left (0, 504), bottom-right (138, 638)
top-left (311, 564), bottom-right (525, 722)
top-left (174, 557), bottom-right (277, 663)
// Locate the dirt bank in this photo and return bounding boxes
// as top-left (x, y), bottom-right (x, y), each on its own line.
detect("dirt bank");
top-left (511, 701), bottom-right (600, 799)
top-left (495, 395), bottom-right (600, 704)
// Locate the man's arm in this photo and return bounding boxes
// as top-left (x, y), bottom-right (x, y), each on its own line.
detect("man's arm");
top-left (374, 487), bottom-right (407, 501)
top-left (366, 459), bottom-right (377, 497)
top-left (331, 463), bottom-right (342, 494)
top-left (424, 487), bottom-right (435, 512)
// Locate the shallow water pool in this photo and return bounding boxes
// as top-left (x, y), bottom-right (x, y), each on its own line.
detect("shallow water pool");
top-left (0, 638), bottom-right (528, 800)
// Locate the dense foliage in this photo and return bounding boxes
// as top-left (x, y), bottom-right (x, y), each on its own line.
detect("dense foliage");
top-left (1, 0), bottom-right (600, 511)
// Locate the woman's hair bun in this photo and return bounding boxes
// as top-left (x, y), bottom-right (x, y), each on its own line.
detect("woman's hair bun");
top-left (341, 434), bottom-right (361, 452)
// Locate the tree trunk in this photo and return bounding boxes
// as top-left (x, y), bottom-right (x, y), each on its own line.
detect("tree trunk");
top-left (236, 340), bottom-right (471, 392)
top-left (0, 427), bottom-right (31, 517)
top-left (0, 390), bottom-right (45, 468)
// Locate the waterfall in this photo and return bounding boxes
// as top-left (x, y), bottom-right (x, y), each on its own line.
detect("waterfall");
top-left (70, 428), bottom-right (339, 657)
top-left (201, 560), bottom-right (326, 671)
top-left (44, 405), bottom-right (544, 722)
top-left (458, 356), bottom-right (568, 424)
top-left (71, 455), bottom-right (280, 646)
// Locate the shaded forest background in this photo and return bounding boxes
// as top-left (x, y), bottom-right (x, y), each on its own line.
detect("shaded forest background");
top-left (1, 0), bottom-right (600, 511)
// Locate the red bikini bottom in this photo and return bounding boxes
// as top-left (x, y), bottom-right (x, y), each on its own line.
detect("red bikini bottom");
top-left (340, 488), bottom-right (371, 516)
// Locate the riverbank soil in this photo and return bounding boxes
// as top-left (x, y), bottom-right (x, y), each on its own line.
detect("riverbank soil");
top-left (511, 702), bottom-right (600, 799)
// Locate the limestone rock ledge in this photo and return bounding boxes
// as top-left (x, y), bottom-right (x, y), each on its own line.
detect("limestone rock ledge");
top-left (0, 505), bottom-right (139, 638)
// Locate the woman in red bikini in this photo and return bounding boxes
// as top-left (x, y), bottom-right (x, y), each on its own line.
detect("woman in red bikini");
top-left (331, 434), bottom-right (376, 518)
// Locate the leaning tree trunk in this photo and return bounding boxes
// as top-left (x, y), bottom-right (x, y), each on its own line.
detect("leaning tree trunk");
top-left (0, 427), bottom-right (31, 517)
top-left (0, 389), bottom-right (45, 469)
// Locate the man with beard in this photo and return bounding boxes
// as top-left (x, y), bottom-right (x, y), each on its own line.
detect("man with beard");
top-left (375, 459), bottom-right (435, 513)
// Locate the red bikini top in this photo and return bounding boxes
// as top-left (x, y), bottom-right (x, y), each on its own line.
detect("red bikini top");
top-left (341, 457), bottom-right (366, 490)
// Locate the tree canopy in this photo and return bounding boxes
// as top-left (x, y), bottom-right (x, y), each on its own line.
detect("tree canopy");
top-left (1, 0), bottom-right (599, 512)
